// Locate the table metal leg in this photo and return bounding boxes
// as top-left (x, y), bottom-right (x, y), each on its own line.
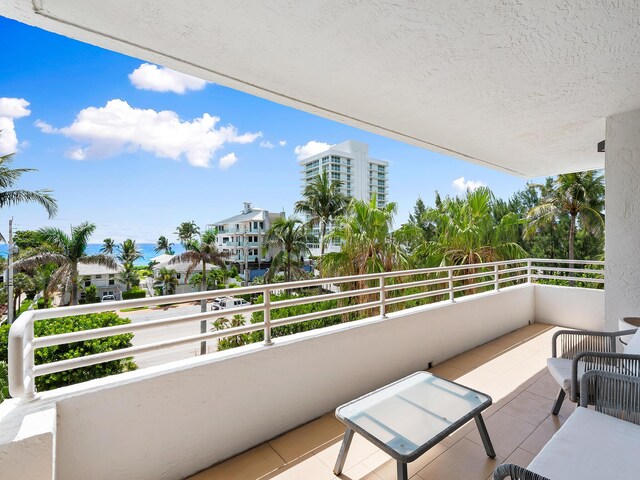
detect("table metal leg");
top-left (474, 414), bottom-right (496, 458)
top-left (333, 427), bottom-right (354, 475)
top-left (397, 461), bottom-right (408, 480)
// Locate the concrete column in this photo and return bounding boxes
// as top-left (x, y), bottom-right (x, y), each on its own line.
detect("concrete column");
top-left (605, 109), bottom-right (640, 331)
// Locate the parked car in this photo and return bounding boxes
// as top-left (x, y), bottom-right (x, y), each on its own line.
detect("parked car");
top-left (210, 297), bottom-right (250, 311)
top-left (101, 295), bottom-right (116, 302)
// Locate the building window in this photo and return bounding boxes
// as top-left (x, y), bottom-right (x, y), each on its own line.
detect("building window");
top-left (109, 279), bottom-right (115, 286)
top-left (95, 275), bottom-right (102, 279)
top-left (177, 273), bottom-right (182, 279)
top-left (84, 280), bottom-right (91, 287)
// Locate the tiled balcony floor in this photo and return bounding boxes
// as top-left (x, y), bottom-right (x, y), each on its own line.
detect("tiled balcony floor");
top-left (188, 322), bottom-right (574, 480)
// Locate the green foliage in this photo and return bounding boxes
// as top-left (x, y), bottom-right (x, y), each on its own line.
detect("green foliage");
top-left (14, 230), bottom-right (46, 250)
top-left (0, 361), bottom-right (9, 404)
top-left (83, 284), bottom-right (99, 303)
top-left (36, 297), bottom-right (52, 309)
top-left (215, 292), bottom-right (343, 351)
top-left (17, 298), bottom-right (33, 315)
top-left (0, 312), bottom-right (136, 392)
top-left (122, 288), bottom-right (146, 300)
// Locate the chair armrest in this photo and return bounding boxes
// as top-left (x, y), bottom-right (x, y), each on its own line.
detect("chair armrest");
top-left (571, 351), bottom-right (640, 402)
top-left (493, 464), bottom-right (550, 480)
top-left (551, 329), bottom-right (637, 358)
top-left (580, 370), bottom-right (640, 425)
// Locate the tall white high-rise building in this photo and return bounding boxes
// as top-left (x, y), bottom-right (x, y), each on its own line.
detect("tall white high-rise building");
top-left (298, 140), bottom-right (390, 255)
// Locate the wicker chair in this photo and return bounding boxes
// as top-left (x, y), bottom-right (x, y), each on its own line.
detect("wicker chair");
top-left (546, 328), bottom-right (639, 414)
top-left (494, 370), bottom-right (640, 479)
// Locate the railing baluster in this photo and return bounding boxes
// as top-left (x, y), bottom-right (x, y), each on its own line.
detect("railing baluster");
top-left (448, 269), bottom-right (454, 302)
top-left (263, 287), bottom-right (272, 345)
top-left (494, 264), bottom-right (499, 291)
top-left (380, 275), bottom-right (387, 318)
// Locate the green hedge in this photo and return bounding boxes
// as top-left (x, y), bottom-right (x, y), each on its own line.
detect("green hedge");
top-left (0, 361), bottom-right (8, 404)
top-left (0, 312), bottom-right (136, 392)
top-left (122, 288), bottom-right (146, 300)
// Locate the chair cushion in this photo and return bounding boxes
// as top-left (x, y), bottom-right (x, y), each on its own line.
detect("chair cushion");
top-left (528, 407), bottom-right (640, 479)
top-left (624, 330), bottom-right (640, 355)
top-left (547, 357), bottom-right (585, 392)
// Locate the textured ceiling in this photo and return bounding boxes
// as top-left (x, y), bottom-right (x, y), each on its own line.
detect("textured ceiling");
top-left (3, 0), bottom-right (640, 177)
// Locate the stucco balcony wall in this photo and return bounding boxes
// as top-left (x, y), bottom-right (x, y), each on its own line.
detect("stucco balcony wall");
top-left (0, 283), bottom-right (604, 480)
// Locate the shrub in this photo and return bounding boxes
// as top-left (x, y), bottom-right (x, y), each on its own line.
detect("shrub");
top-left (122, 288), bottom-right (146, 300)
top-left (0, 361), bottom-right (8, 404)
top-left (0, 312), bottom-right (137, 392)
top-left (17, 299), bottom-right (33, 316)
top-left (36, 298), bottom-right (52, 309)
top-left (84, 285), bottom-right (99, 303)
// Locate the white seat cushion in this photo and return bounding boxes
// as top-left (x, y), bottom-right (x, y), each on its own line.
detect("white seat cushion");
top-left (624, 330), bottom-right (640, 355)
top-left (547, 357), bottom-right (586, 392)
top-left (528, 407), bottom-right (640, 479)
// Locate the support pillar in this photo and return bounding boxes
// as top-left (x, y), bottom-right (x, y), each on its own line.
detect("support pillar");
top-left (605, 109), bottom-right (640, 331)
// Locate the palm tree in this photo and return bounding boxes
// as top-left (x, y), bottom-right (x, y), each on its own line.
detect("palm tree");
top-left (12, 272), bottom-right (34, 317)
top-left (15, 222), bottom-right (117, 306)
top-left (525, 171), bottom-right (605, 262)
top-left (294, 171), bottom-right (348, 268)
top-left (419, 187), bottom-right (527, 267)
top-left (100, 238), bottom-right (116, 254)
top-left (263, 217), bottom-right (311, 283)
top-left (155, 267), bottom-right (178, 295)
top-left (0, 150), bottom-right (58, 219)
top-left (155, 235), bottom-right (175, 255)
top-left (118, 262), bottom-right (138, 291)
top-left (175, 221), bottom-right (200, 247)
top-left (322, 196), bottom-right (409, 277)
top-left (117, 239), bottom-right (143, 265)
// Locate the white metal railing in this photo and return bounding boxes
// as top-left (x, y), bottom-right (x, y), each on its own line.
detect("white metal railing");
top-left (6, 258), bottom-right (603, 400)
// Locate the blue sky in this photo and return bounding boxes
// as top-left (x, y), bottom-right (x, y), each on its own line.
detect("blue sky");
top-left (0, 16), bottom-right (535, 243)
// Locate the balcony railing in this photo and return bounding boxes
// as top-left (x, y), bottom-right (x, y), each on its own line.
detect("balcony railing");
top-left (7, 258), bottom-right (603, 400)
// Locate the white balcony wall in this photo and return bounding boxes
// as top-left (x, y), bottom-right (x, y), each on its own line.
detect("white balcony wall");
top-left (533, 284), bottom-right (604, 331)
top-left (1, 283), bottom-right (605, 480)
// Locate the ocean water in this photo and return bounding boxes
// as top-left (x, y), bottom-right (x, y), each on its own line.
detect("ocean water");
top-left (0, 243), bottom-right (185, 266)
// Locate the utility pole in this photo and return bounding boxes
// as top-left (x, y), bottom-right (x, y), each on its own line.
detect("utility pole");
top-left (7, 218), bottom-right (14, 325)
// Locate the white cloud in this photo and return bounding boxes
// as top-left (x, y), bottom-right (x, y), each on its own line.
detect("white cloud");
top-left (36, 99), bottom-right (262, 168)
top-left (279, 140), bottom-right (287, 147)
top-left (452, 176), bottom-right (486, 192)
top-left (0, 97), bottom-right (31, 155)
top-left (219, 152), bottom-right (237, 170)
top-left (129, 63), bottom-right (207, 94)
top-left (260, 140), bottom-right (274, 149)
top-left (294, 140), bottom-right (331, 161)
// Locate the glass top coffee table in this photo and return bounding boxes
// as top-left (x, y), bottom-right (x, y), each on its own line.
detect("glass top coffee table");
top-left (333, 371), bottom-right (495, 480)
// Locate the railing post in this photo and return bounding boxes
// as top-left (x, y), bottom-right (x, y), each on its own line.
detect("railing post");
top-left (8, 311), bottom-right (36, 401)
top-left (263, 287), bottom-right (273, 345)
top-left (527, 259), bottom-right (532, 284)
top-left (380, 275), bottom-right (387, 318)
top-left (494, 264), bottom-right (499, 291)
top-left (448, 269), bottom-right (454, 302)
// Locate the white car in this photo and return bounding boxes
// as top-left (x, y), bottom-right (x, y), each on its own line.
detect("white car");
top-left (210, 297), bottom-right (250, 311)
top-left (101, 295), bottom-right (117, 302)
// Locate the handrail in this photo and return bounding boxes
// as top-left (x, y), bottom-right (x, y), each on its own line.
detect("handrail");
top-left (6, 258), bottom-right (603, 399)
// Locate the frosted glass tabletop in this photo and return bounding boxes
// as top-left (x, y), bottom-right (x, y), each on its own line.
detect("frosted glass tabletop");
top-left (336, 372), bottom-right (491, 459)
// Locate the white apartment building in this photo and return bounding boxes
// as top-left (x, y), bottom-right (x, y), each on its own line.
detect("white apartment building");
top-left (298, 140), bottom-right (390, 255)
top-left (212, 202), bottom-right (283, 264)
top-left (76, 263), bottom-right (126, 302)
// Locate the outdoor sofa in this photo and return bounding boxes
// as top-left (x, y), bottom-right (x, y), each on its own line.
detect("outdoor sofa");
top-left (494, 370), bottom-right (640, 480)
top-left (546, 326), bottom-right (640, 414)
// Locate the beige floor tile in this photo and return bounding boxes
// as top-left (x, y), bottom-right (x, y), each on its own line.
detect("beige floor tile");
top-left (265, 456), bottom-right (336, 480)
top-left (503, 448), bottom-right (536, 468)
top-left (498, 391), bottom-right (552, 426)
top-left (440, 419), bottom-right (477, 448)
top-left (342, 458), bottom-right (384, 480)
top-left (446, 352), bottom-right (488, 372)
top-left (427, 363), bottom-right (464, 380)
top-left (526, 372), bottom-right (561, 400)
top-left (414, 438), bottom-right (503, 480)
top-left (269, 413), bottom-right (345, 462)
top-left (372, 443), bottom-right (448, 480)
top-left (519, 415), bottom-right (564, 455)
top-left (187, 444), bottom-right (285, 480)
top-left (315, 431), bottom-right (379, 472)
top-left (465, 411), bottom-right (537, 459)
